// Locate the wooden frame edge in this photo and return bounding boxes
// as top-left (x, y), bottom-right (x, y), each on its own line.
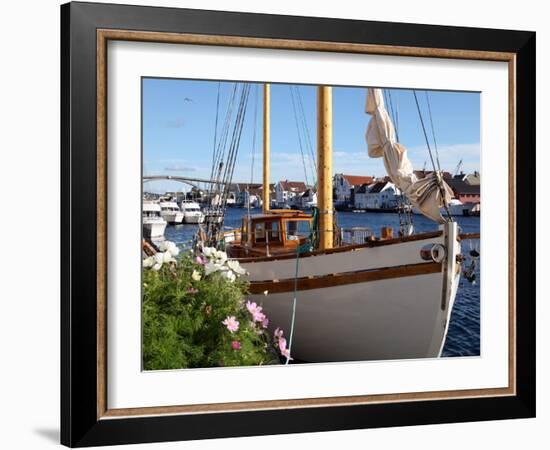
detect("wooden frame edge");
top-left (95, 28), bottom-right (517, 420)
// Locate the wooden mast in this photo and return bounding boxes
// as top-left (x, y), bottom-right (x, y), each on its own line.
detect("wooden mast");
top-left (262, 83), bottom-right (270, 213)
top-left (317, 86), bottom-right (333, 250)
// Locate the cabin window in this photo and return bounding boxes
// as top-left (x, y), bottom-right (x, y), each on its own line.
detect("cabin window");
top-left (254, 223), bottom-right (265, 242)
top-left (286, 220), bottom-right (311, 240)
top-left (254, 221), bottom-right (281, 243)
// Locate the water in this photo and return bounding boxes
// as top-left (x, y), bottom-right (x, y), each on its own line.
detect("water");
top-left (165, 208), bottom-right (480, 358)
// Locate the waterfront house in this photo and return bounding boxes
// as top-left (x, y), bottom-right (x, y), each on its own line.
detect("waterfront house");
top-left (445, 178), bottom-right (480, 205)
top-left (275, 180), bottom-right (307, 207)
top-left (297, 188), bottom-right (317, 209)
top-left (333, 174), bottom-right (374, 206)
top-left (354, 180), bottom-right (401, 210)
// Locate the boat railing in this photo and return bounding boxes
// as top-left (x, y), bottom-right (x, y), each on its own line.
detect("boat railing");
top-left (339, 227), bottom-right (374, 245)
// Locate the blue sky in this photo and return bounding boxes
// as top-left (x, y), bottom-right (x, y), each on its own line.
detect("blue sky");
top-left (143, 78), bottom-right (480, 193)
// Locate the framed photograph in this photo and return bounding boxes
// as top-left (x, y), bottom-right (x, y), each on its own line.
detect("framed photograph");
top-left (61, 1), bottom-right (535, 447)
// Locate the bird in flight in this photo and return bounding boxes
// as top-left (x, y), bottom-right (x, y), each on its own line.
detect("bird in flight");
top-left (184, 97), bottom-right (193, 103)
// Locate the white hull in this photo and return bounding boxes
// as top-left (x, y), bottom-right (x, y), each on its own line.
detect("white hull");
top-left (143, 220), bottom-right (167, 238)
top-left (184, 213), bottom-right (205, 224)
top-left (241, 223), bottom-right (461, 362)
top-left (161, 211), bottom-right (184, 224)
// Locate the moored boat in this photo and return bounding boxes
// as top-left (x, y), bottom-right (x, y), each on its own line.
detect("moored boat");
top-left (159, 200), bottom-right (184, 224)
top-left (181, 200), bottom-right (205, 224)
top-left (143, 201), bottom-right (167, 238)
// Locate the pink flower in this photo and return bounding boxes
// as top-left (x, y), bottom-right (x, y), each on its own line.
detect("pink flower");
top-left (247, 301), bottom-right (266, 323)
top-left (261, 317), bottom-right (269, 329)
top-left (281, 347), bottom-right (293, 361)
top-left (278, 337), bottom-right (293, 361)
top-left (231, 341), bottom-right (241, 350)
top-left (186, 287), bottom-right (198, 294)
top-left (246, 301), bottom-right (259, 315)
top-left (252, 310), bottom-right (266, 323)
top-left (195, 255), bottom-right (207, 265)
top-left (273, 327), bottom-right (283, 342)
top-left (222, 316), bottom-right (239, 333)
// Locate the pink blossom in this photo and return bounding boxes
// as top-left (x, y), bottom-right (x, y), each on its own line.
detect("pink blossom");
top-left (273, 327), bottom-right (283, 342)
top-left (278, 337), bottom-right (293, 361)
top-left (252, 310), bottom-right (266, 323)
top-left (231, 341), bottom-right (241, 350)
top-left (247, 301), bottom-right (266, 323)
top-left (261, 317), bottom-right (269, 329)
top-left (281, 347), bottom-right (293, 361)
top-left (186, 287), bottom-right (199, 294)
top-left (222, 316), bottom-right (239, 333)
top-left (246, 301), bottom-right (259, 315)
top-left (195, 255), bottom-right (208, 265)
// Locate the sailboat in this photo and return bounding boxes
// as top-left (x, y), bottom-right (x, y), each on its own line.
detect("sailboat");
top-left (222, 85), bottom-right (469, 362)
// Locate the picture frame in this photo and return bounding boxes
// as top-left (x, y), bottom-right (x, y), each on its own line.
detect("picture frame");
top-left (60, 1), bottom-right (535, 447)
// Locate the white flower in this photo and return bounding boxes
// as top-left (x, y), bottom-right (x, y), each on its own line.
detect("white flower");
top-left (214, 250), bottom-right (228, 264)
top-left (263, 290), bottom-right (269, 296)
top-left (191, 270), bottom-right (201, 281)
top-left (224, 270), bottom-right (236, 283)
top-left (227, 259), bottom-right (247, 276)
top-left (159, 241), bottom-right (180, 257)
top-left (162, 251), bottom-right (176, 264)
top-left (202, 247), bottom-right (216, 258)
top-left (204, 261), bottom-right (222, 275)
top-left (143, 256), bottom-right (155, 268)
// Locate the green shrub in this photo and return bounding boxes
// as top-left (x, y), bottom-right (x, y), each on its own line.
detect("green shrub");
top-left (142, 244), bottom-right (281, 370)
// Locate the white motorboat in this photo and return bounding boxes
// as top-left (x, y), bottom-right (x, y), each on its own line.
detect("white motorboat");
top-left (159, 201), bottom-right (184, 224)
top-left (412, 198), bottom-right (465, 217)
top-left (142, 201), bottom-right (167, 238)
top-left (181, 200), bottom-right (205, 224)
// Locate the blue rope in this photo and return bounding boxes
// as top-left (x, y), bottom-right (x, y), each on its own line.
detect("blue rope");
top-left (285, 241), bottom-right (311, 364)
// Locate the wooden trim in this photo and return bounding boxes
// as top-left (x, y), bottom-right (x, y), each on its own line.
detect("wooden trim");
top-left (96, 30), bottom-right (108, 419)
top-left (97, 29), bottom-right (515, 62)
top-left (238, 231), bottom-right (443, 264)
top-left (508, 56), bottom-right (517, 394)
top-left (457, 232), bottom-right (481, 240)
top-left (95, 27), bottom-right (517, 421)
top-left (249, 262), bottom-right (442, 294)
top-left (102, 385), bottom-right (514, 418)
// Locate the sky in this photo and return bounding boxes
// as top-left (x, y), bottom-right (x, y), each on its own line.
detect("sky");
top-left (142, 78), bottom-right (480, 193)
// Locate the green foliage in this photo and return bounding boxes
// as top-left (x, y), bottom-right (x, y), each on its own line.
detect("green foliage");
top-left (142, 250), bottom-right (279, 370)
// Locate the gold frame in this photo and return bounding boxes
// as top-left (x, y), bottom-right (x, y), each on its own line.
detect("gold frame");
top-left (96, 29), bottom-right (516, 420)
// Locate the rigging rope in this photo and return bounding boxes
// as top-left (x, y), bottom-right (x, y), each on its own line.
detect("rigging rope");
top-left (412, 90), bottom-right (452, 221)
top-left (424, 91), bottom-right (442, 173)
top-left (289, 86), bottom-right (311, 187)
top-left (294, 86), bottom-right (317, 177)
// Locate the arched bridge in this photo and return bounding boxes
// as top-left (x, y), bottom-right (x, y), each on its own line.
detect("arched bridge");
top-left (142, 175), bottom-right (229, 189)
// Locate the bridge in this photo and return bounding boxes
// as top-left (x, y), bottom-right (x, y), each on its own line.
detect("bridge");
top-left (142, 175), bottom-right (230, 189)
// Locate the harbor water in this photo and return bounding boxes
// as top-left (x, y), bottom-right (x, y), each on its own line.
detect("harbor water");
top-left (164, 208), bottom-right (481, 358)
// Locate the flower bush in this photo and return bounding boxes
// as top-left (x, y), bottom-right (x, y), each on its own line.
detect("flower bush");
top-left (142, 242), bottom-right (286, 370)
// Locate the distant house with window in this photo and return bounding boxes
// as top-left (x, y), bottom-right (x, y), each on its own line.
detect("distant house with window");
top-left (297, 188), bottom-right (317, 209)
top-left (354, 181), bottom-right (401, 210)
top-left (445, 178), bottom-right (480, 205)
top-left (275, 180), bottom-right (307, 206)
top-left (333, 174), bottom-right (375, 205)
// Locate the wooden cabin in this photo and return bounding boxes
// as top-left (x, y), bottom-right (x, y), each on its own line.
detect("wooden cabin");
top-left (225, 210), bottom-right (313, 258)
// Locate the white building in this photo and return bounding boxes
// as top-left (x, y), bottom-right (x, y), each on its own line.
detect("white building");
top-left (275, 180), bottom-right (307, 206)
top-left (297, 188), bottom-right (317, 209)
top-left (354, 181), bottom-right (401, 210)
top-left (333, 174), bottom-right (375, 205)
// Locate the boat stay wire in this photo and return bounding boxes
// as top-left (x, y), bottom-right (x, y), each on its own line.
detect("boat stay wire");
top-left (289, 86), bottom-right (311, 187)
top-left (412, 89), bottom-right (452, 221)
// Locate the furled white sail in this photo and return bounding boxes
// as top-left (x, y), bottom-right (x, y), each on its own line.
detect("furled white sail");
top-left (365, 88), bottom-right (453, 223)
